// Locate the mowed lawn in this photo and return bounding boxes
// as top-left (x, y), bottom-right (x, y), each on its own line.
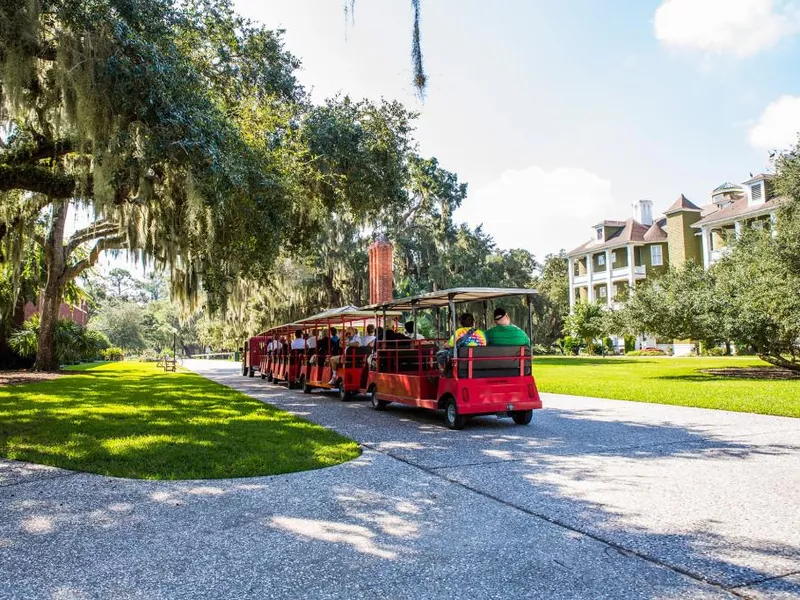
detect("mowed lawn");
top-left (0, 362), bottom-right (360, 479)
top-left (532, 356), bottom-right (800, 418)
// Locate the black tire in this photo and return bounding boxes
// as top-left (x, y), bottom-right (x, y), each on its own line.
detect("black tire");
top-left (339, 386), bottom-right (353, 402)
top-left (511, 410), bottom-right (533, 425)
top-left (248, 367), bottom-right (255, 377)
top-left (260, 373), bottom-right (266, 380)
top-left (242, 363), bottom-right (248, 377)
top-left (302, 376), bottom-right (312, 394)
top-left (267, 372), bottom-right (273, 383)
top-left (370, 388), bottom-right (389, 411)
top-left (444, 397), bottom-right (467, 430)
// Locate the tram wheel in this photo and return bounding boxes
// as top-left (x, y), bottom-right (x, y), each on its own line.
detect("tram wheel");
top-left (242, 364), bottom-right (248, 377)
top-left (248, 367), bottom-right (255, 377)
top-left (511, 410), bottom-right (533, 425)
top-left (267, 372), bottom-right (273, 383)
top-left (339, 386), bottom-right (353, 402)
top-left (370, 388), bottom-right (389, 411)
top-left (302, 377), bottom-right (312, 394)
top-left (444, 398), bottom-right (467, 430)
top-left (260, 373), bottom-right (266, 380)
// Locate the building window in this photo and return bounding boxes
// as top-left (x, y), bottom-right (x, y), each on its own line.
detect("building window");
top-left (651, 245), bottom-right (663, 266)
top-left (597, 254), bottom-right (605, 266)
top-left (599, 286), bottom-right (607, 298)
top-left (596, 227), bottom-right (603, 240)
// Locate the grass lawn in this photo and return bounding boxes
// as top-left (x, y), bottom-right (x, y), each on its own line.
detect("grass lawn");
top-left (0, 362), bottom-right (360, 479)
top-left (532, 356), bottom-right (800, 418)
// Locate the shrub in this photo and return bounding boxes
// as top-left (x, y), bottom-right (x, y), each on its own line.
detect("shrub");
top-left (590, 343), bottom-right (604, 356)
top-left (703, 347), bottom-right (726, 357)
top-left (9, 316), bottom-right (110, 363)
top-left (101, 347), bottom-right (125, 361)
top-left (561, 336), bottom-right (581, 355)
top-left (626, 348), bottom-right (667, 357)
top-left (603, 337), bottom-right (615, 354)
top-left (624, 334), bottom-right (636, 354)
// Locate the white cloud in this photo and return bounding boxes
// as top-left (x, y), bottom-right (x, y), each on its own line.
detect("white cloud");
top-left (654, 0), bottom-right (800, 56)
top-left (456, 166), bottom-right (617, 260)
top-left (749, 95), bottom-right (800, 150)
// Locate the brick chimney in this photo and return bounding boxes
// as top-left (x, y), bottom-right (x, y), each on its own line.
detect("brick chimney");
top-left (368, 238), bottom-right (393, 305)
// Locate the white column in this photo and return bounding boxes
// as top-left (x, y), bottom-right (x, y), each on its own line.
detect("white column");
top-left (568, 257), bottom-right (576, 309)
top-left (770, 212), bottom-right (778, 237)
top-left (627, 244), bottom-right (635, 287)
top-left (701, 227), bottom-right (711, 268)
top-left (605, 249), bottom-right (613, 307)
top-left (586, 254), bottom-right (595, 302)
top-left (734, 221), bottom-right (742, 240)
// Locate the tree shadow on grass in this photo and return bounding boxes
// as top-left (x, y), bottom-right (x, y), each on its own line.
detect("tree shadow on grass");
top-left (0, 366), bottom-right (360, 479)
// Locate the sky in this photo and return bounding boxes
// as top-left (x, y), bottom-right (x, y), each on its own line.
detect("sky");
top-left (229, 0), bottom-right (800, 261)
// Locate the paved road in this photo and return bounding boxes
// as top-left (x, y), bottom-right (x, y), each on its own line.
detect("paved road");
top-left (2, 360), bottom-right (799, 599)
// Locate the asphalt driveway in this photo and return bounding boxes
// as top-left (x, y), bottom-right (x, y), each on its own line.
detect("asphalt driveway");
top-left (1, 359), bottom-right (799, 599)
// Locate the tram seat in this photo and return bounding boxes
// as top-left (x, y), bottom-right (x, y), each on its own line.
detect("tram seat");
top-left (456, 346), bottom-right (532, 378)
top-left (345, 346), bottom-right (371, 368)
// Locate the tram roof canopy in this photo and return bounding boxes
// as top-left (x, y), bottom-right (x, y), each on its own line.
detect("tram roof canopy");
top-left (295, 309), bottom-right (402, 326)
top-left (364, 287), bottom-right (539, 311)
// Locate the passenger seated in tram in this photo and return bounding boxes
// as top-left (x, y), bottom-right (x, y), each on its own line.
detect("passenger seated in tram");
top-left (290, 329), bottom-right (307, 351)
top-left (328, 327), bottom-right (362, 385)
top-left (381, 318), bottom-right (408, 344)
top-left (306, 329), bottom-right (319, 351)
top-left (310, 329), bottom-right (330, 364)
top-left (438, 313), bottom-right (486, 371)
top-left (486, 307), bottom-right (530, 346)
top-left (363, 324), bottom-right (377, 347)
top-left (445, 313), bottom-right (487, 348)
top-left (404, 321), bottom-right (425, 340)
top-left (267, 337), bottom-right (281, 353)
top-left (330, 327), bottom-right (341, 355)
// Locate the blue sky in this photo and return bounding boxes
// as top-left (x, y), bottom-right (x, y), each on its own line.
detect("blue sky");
top-left (230, 0), bottom-right (800, 261)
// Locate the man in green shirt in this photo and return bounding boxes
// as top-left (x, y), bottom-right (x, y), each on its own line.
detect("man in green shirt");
top-left (486, 307), bottom-right (531, 346)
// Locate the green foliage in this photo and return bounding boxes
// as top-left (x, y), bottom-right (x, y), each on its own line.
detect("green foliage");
top-left (9, 315), bottom-right (107, 363)
top-left (0, 362), bottom-right (361, 478)
top-left (615, 261), bottom-right (721, 345)
top-left (560, 336), bottom-right (581, 355)
top-left (564, 301), bottom-right (607, 353)
top-left (624, 334), bottom-right (636, 353)
top-left (101, 347), bottom-right (124, 361)
top-left (532, 252), bottom-right (570, 347)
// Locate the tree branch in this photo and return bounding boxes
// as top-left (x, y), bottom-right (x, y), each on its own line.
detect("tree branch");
top-left (0, 137), bottom-right (75, 166)
top-left (66, 221), bottom-right (121, 253)
top-left (0, 165), bottom-right (77, 198)
top-left (66, 236), bottom-right (128, 280)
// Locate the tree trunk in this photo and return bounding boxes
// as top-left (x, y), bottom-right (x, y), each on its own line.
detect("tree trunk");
top-left (34, 200), bottom-right (68, 371)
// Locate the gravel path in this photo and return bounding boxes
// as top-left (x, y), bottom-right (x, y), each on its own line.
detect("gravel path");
top-left (1, 359), bottom-right (798, 599)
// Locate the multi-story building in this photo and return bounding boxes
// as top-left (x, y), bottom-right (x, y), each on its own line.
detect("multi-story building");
top-left (566, 173), bottom-right (782, 354)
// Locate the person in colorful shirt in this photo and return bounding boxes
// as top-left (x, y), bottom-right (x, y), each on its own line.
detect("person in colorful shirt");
top-left (438, 313), bottom-right (486, 372)
top-left (445, 313), bottom-right (487, 348)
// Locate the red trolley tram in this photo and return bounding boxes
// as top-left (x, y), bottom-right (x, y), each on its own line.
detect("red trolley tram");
top-left (364, 288), bottom-right (542, 429)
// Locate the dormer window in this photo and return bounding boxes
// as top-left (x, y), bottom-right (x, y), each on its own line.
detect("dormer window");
top-left (596, 227), bottom-right (603, 241)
